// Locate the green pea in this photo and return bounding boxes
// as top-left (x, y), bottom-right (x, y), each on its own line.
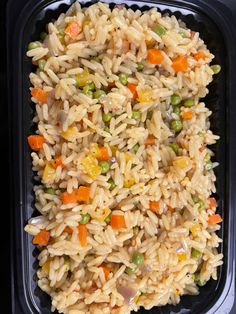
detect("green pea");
top-left (179, 31), bottom-right (187, 38)
top-left (88, 82), bottom-right (95, 91)
top-left (132, 111), bottom-right (141, 120)
top-left (195, 279), bottom-right (206, 286)
top-left (192, 195), bottom-right (200, 203)
top-left (104, 126), bottom-right (110, 133)
top-left (38, 59), bottom-right (46, 71)
top-left (132, 252), bottom-right (144, 266)
top-left (102, 112), bottom-right (112, 122)
top-left (83, 82), bottom-right (95, 94)
top-left (191, 248), bottom-right (202, 259)
top-left (108, 178), bottom-right (116, 190)
top-left (45, 188), bottom-right (55, 195)
top-left (28, 41), bottom-right (40, 50)
top-left (99, 161), bottom-right (110, 174)
top-left (104, 213), bottom-right (111, 224)
top-left (40, 32), bottom-right (47, 41)
top-left (94, 89), bottom-right (105, 99)
top-left (173, 106), bottom-right (181, 115)
top-left (146, 111), bottom-right (153, 120)
top-left (211, 64), bottom-right (221, 74)
top-left (82, 88), bottom-right (93, 98)
top-left (205, 160), bottom-right (213, 171)
top-left (171, 94), bottom-right (181, 106)
top-left (170, 120), bottom-right (183, 132)
top-left (137, 62), bottom-right (144, 72)
top-left (133, 143), bottom-right (140, 154)
top-left (119, 73), bottom-right (128, 85)
top-left (153, 25), bottom-right (166, 37)
top-left (183, 99), bottom-right (195, 108)
top-left (198, 200), bottom-right (205, 210)
top-left (91, 56), bottom-right (101, 63)
top-left (169, 143), bottom-right (179, 154)
top-left (126, 265), bottom-right (137, 274)
top-left (80, 213), bottom-right (90, 224)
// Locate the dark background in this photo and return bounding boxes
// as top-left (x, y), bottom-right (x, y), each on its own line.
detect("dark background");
top-left (2, 0), bottom-right (235, 313)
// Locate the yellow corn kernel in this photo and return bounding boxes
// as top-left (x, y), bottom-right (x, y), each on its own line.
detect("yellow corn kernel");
top-left (175, 288), bottom-right (181, 296)
top-left (91, 207), bottom-right (111, 223)
top-left (137, 87), bottom-right (152, 103)
top-left (134, 292), bottom-right (141, 303)
top-left (125, 152), bottom-right (132, 162)
top-left (90, 143), bottom-right (101, 159)
top-left (190, 224), bottom-right (201, 237)
top-left (42, 163), bottom-right (56, 182)
top-left (42, 260), bottom-right (50, 274)
top-left (61, 126), bottom-right (78, 142)
top-left (124, 177), bottom-right (135, 188)
top-left (81, 154), bottom-right (101, 180)
top-left (76, 69), bottom-right (91, 87)
top-left (82, 19), bottom-right (90, 29)
top-left (173, 156), bottom-right (191, 169)
top-left (178, 253), bottom-right (187, 262)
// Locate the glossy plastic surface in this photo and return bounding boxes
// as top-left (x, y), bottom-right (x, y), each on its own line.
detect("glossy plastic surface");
top-left (8, 0), bottom-right (236, 313)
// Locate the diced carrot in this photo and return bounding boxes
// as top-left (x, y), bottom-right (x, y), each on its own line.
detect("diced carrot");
top-left (51, 156), bottom-right (65, 169)
top-left (182, 111), bottom-right (193, 120)
top-left (122, 39), bottom-right (130, 54)
top-left (98, 146), bottom-right (110, 161)
top-left (101, 264), bottom-right (110, 280)
top-left (147, 49), bottom-right (164, 65)
top-left (111, 215), bottom-right (126, 229)
top-left (61, 191), bottom-right (77, 204)
top-left (108, 81), bottom-right (116, 88)
top-left (127, 83), bottom-right (137, 99)
top-left (75, 186), bottom-right (90, 203)
top-left (208, 197), bottom-right (217, 209)
top-left (78, 224), bottom-right (87, 246)
top-left (31, 87), bottom-right (48, 103)
top-left (208, 214), bottom-right (222, 225)
top-left (65, 22), bottom-right (81, 39)
top-left (27, 135), bottom-right (45, 151)
top-left (172, 56), bottom-right (189, 72)
top-left (194, 51), bottom-right (206, 61)
top-left (199, 145), bottom-right (205, 152)
top-left (149, 201), bottom-right (160, 213)
top-left (64, 226), bottom-right (73, 234)
top-left (32, 229), bottom-right (50, 246)
top-left (145, 134), bottom-right (156, 145)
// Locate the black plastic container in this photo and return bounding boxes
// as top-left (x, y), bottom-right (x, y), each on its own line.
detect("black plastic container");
top-left (8, 0), bottom-right (236, 313)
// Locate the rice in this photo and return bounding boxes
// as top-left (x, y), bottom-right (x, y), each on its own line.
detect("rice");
top-left (24, 2), bottom-right (222, 313)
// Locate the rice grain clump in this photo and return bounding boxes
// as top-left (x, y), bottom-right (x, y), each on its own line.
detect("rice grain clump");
top-left (25, 2), bottom-right (223, 313)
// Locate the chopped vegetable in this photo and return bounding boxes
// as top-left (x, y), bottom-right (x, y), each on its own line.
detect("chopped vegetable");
top-left (98, 146), bottom-right (110, 161)
top-left (132, 111), bottom-right (141, 120)
top-left (178, 253), bottom-right (187, 261)
top-left (208, 214), bottom-right (222, 225)
top-left (149, 201), bottom-right (160, 213)
top-left (137, 86), bottom-right (152, 102)
top-left (99, 161), bottom-right (110, 174)
top-left (32, 229), bottom-right (50, 246)
top-left (124, 177), bottom-right (135, 188)
top-left (126, 265), bottom-right (137, 274)
top-left (208, 197), bottom-right (217, 209)
top-left (42, 260), bottom-right (50, 274)
top-left (40, 32), bottom-right (47, 41)
top-left (190, 224), bottom-right (201, 237)
top-left (172, 56), bottom-right (189, 72)
top-left (183, 99), bottom-right (195, 108)
top-left (205, 160), bottom-right (213, 171)
top-left (104, 126), bottom-right (110, 133)
top-left (27, 135), bottom-right (44, 151)
top-left (137, 62), bottom-right (144, 71)
top-left (81, 154), bottom-right (101, 180)
top-left (147, 49), bottom-right (164, 64)
top-left (51, 156), bottom-right (65, 169)
top-left (211, 64), bottom-right (221, 74)
top-left (102, 112), bottom-right (112, 123)
top-left (104, 213), bottom-right (111, 224)
top-left (169, 143), bottom-right (179, 154)
top-left (170, 120), bottom-right (183, 132)
top-left (28, 41), bottom-right (40, 50)
top-left (133, 226), bottom-right (139, 237)
top-left (61, 191), bottom-right (77, 204)
top-left (145, 134), bottom-right (156, 145)
top-left (61, 126), bottom-right (78, 142)
top-left (31, 87), bottom-right (48, 103)
top-left (111, 215), bottom-right (126, 229)
top-left (38, 59), bottom-right (46, 71)
top-left (101, 264), bottom-right (110, 280)
top-left (64, 226), bottom-right (73, 234)
top-left (108, 178), bottom-right (116, 190)
top-left (42, 163), bottom-right (56, 182)
top-left (91, 207), bottom-right (111, 223)
top-left (80, 213), bottom-right (91, 224)
top-left (171, 94), bottom-right (181, 106)
top-left (179, 31), bottom-right (187, 38)
top-left (173, 156), bottom-right (191, 169)
top-left (75, 186), bottom-right (90, 203)
top-left (65, 22), bottom-right (81, 39)
top-left (82, 88), bottom-right (93, 98)
top-left (119, 73), bottom-right (128, 85)
top-left (127, 83), bottom-right (138, 99)
top-left (78, 224), bottom-right (87, 246)
top-left (117, 285), bottom-right (137, 304)
top-left (76, 70), bottom-right (90, 87)
top-left (191, 248), bottom-right (202, 258)
top-left (94, 89), bottom-right (105, 99)
top-left (153, 25), bottom-right (166, 37)
top-left (194, 51), bottom-right (206, 61)
top-left (203, 153), bottom-right (211, 163)
top-left (133, 143), bottom-right (140, 154)
top-left (45, 187), bottom-right (55, 195)
top-left (132, 252), bottom-right (144, 266)
top-left (182, 111), bottom-right (193, 120)
top-left (173, 106), bottom-right (181, 115)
